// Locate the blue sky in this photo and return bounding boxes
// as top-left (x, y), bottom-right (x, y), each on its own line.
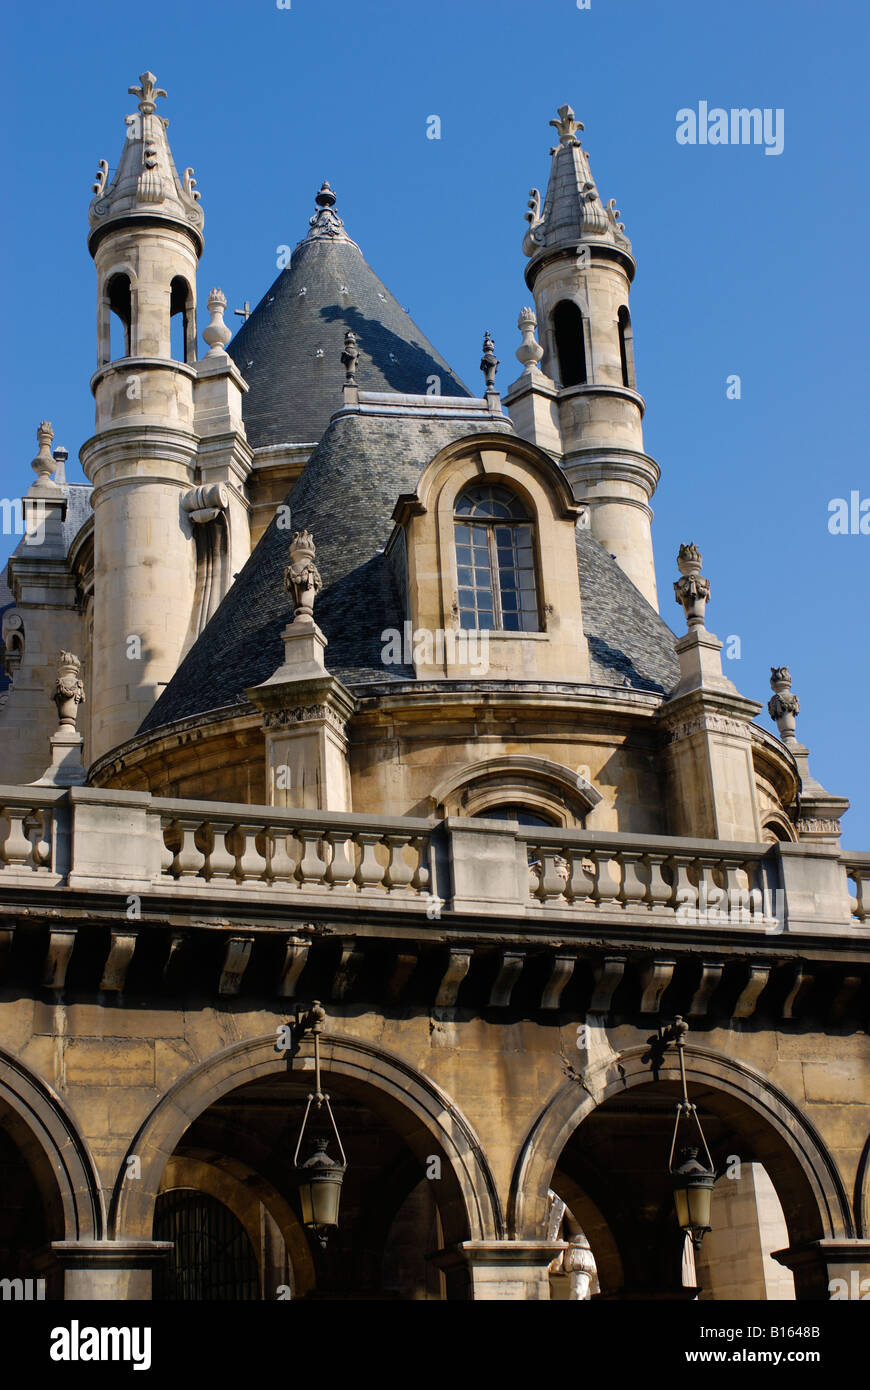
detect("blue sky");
top-left (2, 0), bottom-right (868, 847)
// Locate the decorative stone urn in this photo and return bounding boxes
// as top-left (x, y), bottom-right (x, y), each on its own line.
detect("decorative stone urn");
top-left (516, 307), bottom-right (544, 371)
top-left (283, 530), bottom-right (322, 622)
top-left (768, 666), bottom-right (800, 741)
top-left (673, 543), bottom-right (710, 629)
top-left (202, 288), bottom-right (232, 355)
top-left (52, 651), bottom-right (85, 729)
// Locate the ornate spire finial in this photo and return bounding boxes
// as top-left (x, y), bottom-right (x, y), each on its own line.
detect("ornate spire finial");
top-left (202, 288), bottom-right (232, 356)
top-left (480, 332), bottom-right (499, 390)
top-left (31, 421), bottom-right (56, 485)
top-left (768, 667), bottom-right (800, 742)
top-left (128, 71), bottom-right (167, 116)
top-left (306, 181), bottom-right (347, 242)
top-left (549, 104), bottom-right (584, 153)
top-left (516, 308), bottom-right (544, 371)
top-left (673, 543), bottom-right (710, 629)
top-left (283, 530), bottom-right (323, 622)
top-left (340, 330), bottom-right (359, 385)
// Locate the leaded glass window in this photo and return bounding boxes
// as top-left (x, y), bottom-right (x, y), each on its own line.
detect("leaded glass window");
top-left (454, 484), bottom-right (539, 631)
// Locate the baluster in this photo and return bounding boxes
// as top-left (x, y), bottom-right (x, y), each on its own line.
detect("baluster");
top-left (619, 852), bottom-right (649, 910)
top-left (296, 827), bottom-right (328, 886)
top-left (695, 855), bottom-right (726, 923)
top-left (32, 810), bottom-right (52, 868)
top-left (538, 846), bottom-right (569, 902)
top-left (566, 852), bottom-right (595, 905)
top-left (723, 859), bottom-right (752, 921)
top-left (384, 833), bottom-right (415, 891)
top-left (266, 826), bottom-right (297, 883)
top-left (668, 853), bottom-right (696, 915)
top-left (236, 823), bottom-right (267, 883)
top-left (410, 836), bottom-right (431, 894)
top-left (160, 819), bottom-right (176, 875)
top-left (644, 852), bottom-right (672, 911)
top-left (325, 832), bottom-right (355, 887)
top-left (0, 805), bottom-right (39, 870)
top-left (848, 867), bottom-right (869, 923)
top-left (592, 851), bottom-right (622, 907)
top-left (207, 821), bottom-right (237, 881)
top-left (353, 831), bottom-right (385, 891)
top-left (174, 818), bottom-right (205, 879)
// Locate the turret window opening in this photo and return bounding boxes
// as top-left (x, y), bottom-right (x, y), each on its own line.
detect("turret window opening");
top-left (618, 305), bottom-right (635, 389)
top-left (454, 484), bottom-right (539, 632)
top-left (553, 300), bottom-right (587, 387)
top-left (170, 276), bottom-right (195, 364)
top-left (107, 273), bottom-right (132, 361)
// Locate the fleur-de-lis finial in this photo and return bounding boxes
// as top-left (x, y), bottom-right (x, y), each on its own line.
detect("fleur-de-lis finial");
top-left (128, 71), bottom-right (167, 115)
top-left (549, 104), bottom-right (584, 151)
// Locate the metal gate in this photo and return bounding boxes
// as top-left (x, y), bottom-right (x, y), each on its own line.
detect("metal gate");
top-left (154, 1189), bottom-right (260, 1300)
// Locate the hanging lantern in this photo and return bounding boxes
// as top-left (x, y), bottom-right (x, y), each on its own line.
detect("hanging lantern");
top-left (664, 1017), bottom-right (716, 1252)
top-left (292, 1002), bottom-right (347, 1248)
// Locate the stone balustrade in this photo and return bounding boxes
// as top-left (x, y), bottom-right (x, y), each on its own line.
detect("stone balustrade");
top-left (844, 854), bottom-right (870, 924)
top-left (0, 787), bottom-right (865, 936)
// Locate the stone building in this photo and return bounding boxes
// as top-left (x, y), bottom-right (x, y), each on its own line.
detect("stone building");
top-left (0, 77), bottom-right (868, 1301)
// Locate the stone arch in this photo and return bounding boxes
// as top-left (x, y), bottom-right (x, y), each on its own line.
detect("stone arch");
top-left (0, 1046), bottom-right (104, 1243)
top-left (111, 1031), bottom-right (503, 1245)
top-left (509, 1044), bottom-right (852, 1248)
top-left (428, 753), bottom-right (602, 825)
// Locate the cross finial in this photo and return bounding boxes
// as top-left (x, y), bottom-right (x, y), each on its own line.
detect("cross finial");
top-left (128, 71), bottom-right (167, 116)
top-left (234, 301), bottom-right (251, 322)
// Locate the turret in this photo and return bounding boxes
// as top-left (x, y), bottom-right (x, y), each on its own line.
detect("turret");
top-left (504, 106), bottom-right (660, 609)
top-left (80, 72), bottom-right (205, 758)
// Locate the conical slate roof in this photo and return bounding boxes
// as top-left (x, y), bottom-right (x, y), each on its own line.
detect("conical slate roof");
top-left (523, 106), bottom-right (632, 271)
top-left (227, 183), bottom-right (470, 447)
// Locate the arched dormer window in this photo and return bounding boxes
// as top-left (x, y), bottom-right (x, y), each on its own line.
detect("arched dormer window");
top-left (553, 300), bottom-right (587, 387)
top-left (454, 484), bottom-right (539, 632)
top-left (170, 276), bottom-right (196, 364)
top-left (617, 305), bottom-right (635, 388)
top-left (106, 272), bottom-right (132, 361)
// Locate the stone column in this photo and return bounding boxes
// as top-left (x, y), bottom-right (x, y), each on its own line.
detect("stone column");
top-left (52, 1241), bottom-right (173, 1300)
top-left (772, 1240), bottom-right (870, 1301)
top-left (431, 1240), bottom-right (567, 1300)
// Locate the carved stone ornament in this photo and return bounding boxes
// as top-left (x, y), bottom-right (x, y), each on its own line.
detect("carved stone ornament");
top-left (768, 666), bottom-right (800, 740)
top-left (340, 330), bottom-right (360, 384)
top-left (53, 651), bottom-right (85, 729)
top-left (480, 332), bottom-right (499, 390)
top-left (516, 307), bottom-right (544, 370)
top-left (283, 530), bottom-right (322, 620)
top-left (263, 704), bottom-right (346, 733)
top-left (202, 288), bottom-right (232, 355)
top-left (549, 103), bottom-right (584, 153)
top-left (306, 182), bottom-right (346, 241)
top-left (673, 543), bottom-right (710, 629)
top-left (31, 421), bottom-right (56, 484)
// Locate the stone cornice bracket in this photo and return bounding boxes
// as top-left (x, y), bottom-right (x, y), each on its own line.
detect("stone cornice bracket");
top-left (181, 481), bottom-right (229, 525)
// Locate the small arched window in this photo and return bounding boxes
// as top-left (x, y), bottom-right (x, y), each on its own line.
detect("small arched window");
top-left (106, 273), bottom-right (132, 361)
top-left (553, 300), bottom-right (587, 387)
top-left (617, 305), bottom-right (635, 388)
top-left (170, 276), bottom-right (195, 364)
top-left (475, 805), bottom-right (557, 827)
top-left (454, 484), bottom-right (538, 632)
